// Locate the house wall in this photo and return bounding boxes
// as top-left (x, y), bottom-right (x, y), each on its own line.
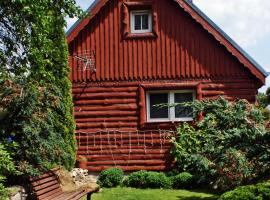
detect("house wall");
top-left (69, 0), bottom-right (260, 171)
top-left (68, 0), bottom-right (258, 84)
top-left (73, 79), bottom-right (257, 171)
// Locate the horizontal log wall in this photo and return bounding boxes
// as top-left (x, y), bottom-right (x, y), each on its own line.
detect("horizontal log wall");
top-left (73, 79), bottom-right (257, 171)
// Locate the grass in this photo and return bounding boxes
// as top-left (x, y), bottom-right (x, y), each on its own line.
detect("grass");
top-left (90, 187), bottom-right (219, 200)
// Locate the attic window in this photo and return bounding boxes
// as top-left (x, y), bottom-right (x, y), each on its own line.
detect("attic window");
top-left (130, 10), bottom-right (152, 34)
top-left (122, 1), bottom-right (157, 39)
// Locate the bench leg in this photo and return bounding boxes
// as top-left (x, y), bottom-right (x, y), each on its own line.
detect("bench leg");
top-left (87, 193), bottom-right (92, 200)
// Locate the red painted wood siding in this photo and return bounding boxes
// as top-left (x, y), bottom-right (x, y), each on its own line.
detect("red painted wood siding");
top-left (69, 0), bottom-right (260, 172)
top-left (73, 79), bottom-right (257, 171)
top-left (68, 0), bottom-right (257, 84)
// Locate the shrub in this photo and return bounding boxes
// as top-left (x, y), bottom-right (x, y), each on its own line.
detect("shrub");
top-left (171, 172), bottom-right (194, 189)
top-left (171, 98), bottom-right (270, 191)
top-left (98, 168), bottom-right (124, 188)
top-left (124, 171), bottom-right (171, 189)
top-left (219, 182), bottom-right (270, 200)
top-left (0, 144), bottom-right (17, 199)
top-left (0, 183), bottom-right (9, 200)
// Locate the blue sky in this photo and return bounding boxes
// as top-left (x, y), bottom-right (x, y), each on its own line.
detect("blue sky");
top-left (66, 0), bottom-right (270, 92)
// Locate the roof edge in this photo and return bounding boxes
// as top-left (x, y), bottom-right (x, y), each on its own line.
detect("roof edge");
top-left (66, 0), bottom-right (100, 36)
top-left (66, 0), bottom-right (267, 83)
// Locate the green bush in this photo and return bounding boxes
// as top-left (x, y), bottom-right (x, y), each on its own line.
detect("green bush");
top-left (0, 82), bottom-right (75, 175)
top-left (219, 182), bottom-right (270, 200)
top-left (0, 183), bottom-right (8, 200)
top-left (124, 171), bottom-right (171, 189)
top-left (171, 98), bottom-right (270, 191)
top-left (0, 144), bottom-right (17, 199)
top-left (171, 172), bottom-right (194, 189)
top-left (98, 168), bottom-right (124, 188)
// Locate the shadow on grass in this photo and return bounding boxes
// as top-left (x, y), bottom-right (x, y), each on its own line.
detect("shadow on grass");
top-left (177, 189), bottom-right (220, 200)
top-left (177, 196), bottom-right (218, 200)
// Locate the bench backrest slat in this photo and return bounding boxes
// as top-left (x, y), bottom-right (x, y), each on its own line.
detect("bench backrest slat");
top-left (30, 169), bottom-right (63, 200)
top-left (31, 175), bottom-right (58, 187)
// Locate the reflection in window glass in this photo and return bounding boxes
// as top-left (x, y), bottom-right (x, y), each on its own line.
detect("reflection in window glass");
top-left (134, 15), bottom-right (141, 30)
top-left (149, 93), bottom-right (169, 119)
top-left (141, 14), bottom-right (149, 29)
top-left (175, 93), bottom-right (193, 118)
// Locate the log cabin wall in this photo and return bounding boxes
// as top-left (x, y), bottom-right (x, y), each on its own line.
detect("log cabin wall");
top-left (68, 0), bottom-right (261, 171)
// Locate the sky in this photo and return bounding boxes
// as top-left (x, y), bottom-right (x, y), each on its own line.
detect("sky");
top-left (66, 0), bottom-right (270, 92)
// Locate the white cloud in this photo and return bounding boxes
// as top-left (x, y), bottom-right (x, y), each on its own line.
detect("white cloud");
top-left (193, 0), bottom-right (270, 92)
top-left (66, 17), bottom-right (78, 30)
top-left (193, 0), bottom-right (270, 48)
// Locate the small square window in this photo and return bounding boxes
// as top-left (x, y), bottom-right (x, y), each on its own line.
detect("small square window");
top-left (146, 90), bottom-right (195, 122)
top-left (130, 10), bottom-right (152, 34)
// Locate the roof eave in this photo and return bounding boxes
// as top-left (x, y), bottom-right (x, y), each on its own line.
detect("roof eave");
top-left (66, 0), bottom-right (267, 84)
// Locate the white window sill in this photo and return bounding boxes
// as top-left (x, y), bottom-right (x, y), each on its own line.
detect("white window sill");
top-left (147, 118), bottom-right (194, 123)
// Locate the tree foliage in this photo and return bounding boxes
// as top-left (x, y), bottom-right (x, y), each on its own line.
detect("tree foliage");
top-left (257, 88), bottom-right (270, 108)
top-left (0, 144), bottom-right (17, 199)
top-left (0, 0), bottom-right (83, 176)
top-left (171, 98), bottom-right (270, 191)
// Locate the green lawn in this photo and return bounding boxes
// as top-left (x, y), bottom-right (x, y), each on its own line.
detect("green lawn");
top-left (91, 187), bottom-right (219, 200)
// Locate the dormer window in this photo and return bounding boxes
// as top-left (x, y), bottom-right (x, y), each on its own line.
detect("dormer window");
top-left (130, 10), bottom-right (152, 34)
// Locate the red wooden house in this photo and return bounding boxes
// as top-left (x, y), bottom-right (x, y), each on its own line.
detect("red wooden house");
top-left (67, 0), bottom-right (267, 172)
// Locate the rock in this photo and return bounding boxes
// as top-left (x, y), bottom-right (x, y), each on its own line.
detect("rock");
top-left (8, 186), bottom-right (27, 200)
top-left (70, 168), bottom-right (98, 186)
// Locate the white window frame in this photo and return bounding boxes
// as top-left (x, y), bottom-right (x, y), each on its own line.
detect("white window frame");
top-left (146, 90), bottom-right (196, 122)
top-left (130, 10), bottom-right (152, 34)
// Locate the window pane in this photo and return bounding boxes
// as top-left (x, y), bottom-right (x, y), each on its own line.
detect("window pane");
top-left (134, 15), bottom-right (141, 30)
top-left (149, 93), bottom-right (169, 119)
top-left (141, 14), bottom-right (149, 29)
top-left (175, 93), bottom-right (193, 118)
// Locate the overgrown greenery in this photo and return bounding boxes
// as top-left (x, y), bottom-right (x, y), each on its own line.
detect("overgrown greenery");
top-left (257, 88), bottom-right (270, 108)
top-left (123, 171), bottom-right (172, 189)
top-left (171, 98), bottom-right (270, 191)
top-left (0, 144), bottom-right (17, 199)
top-left (219, 181), bottom-right (270, 200)
top-left (97, 168), bottom-right (124, 188)
top-left (0, 0), bottom-right (83, 179)
top-left (171, 172), bottom-right (194, 189)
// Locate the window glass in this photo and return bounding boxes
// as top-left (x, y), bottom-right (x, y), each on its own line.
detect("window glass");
top-left (141, 14), bottom-right (149, 29)
top-left (134, 15), bottom-right (141, 30)
top-left (149, 93), bottom-right (169, 119)
top-left (174, 93), bottom-right (193, 118)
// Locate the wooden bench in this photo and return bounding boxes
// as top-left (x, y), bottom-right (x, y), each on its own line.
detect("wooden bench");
top-left (30, 168), bottom-right (99, 200)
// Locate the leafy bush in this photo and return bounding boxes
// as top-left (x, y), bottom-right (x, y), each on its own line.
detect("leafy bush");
top-left (0, 144), bottom-right (17, 199)
top-left (124, 171), bottom-right (171, 189)
top-left (0, 82), bottom-right (75, 175)
top-left (219, 182), bottom-right (270, 200)
top-left (171, 172), bottom-right (194, 189)
top-left (98, 168), bottom-right (124, 188)
top-left (171, 98), bottom-right (270, 190)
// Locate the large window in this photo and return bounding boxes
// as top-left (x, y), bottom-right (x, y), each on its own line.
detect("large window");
top-left (130, 10), bottom-right (152, 34)
top-left (146, 90), bottom-right (195, 122)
